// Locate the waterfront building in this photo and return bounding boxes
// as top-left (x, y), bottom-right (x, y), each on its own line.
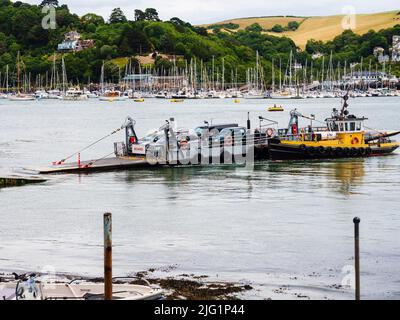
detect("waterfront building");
top-left (392, 36), bottom-right (400, 62)
top-left (57, 31), bottom-right (94, 52)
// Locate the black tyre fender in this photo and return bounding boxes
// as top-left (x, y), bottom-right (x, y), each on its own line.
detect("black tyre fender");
top-left (350, 147), bottom-right (358, 156)
top-left (317, 146), bottom-right (326, 155)
top-left (335, 147), bottom-right (343, 156)
top-left (307, 146), bottom-right (316, 156)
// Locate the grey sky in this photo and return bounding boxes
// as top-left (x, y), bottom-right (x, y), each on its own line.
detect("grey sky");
top-left (29, 0), bottom-right (400, 24)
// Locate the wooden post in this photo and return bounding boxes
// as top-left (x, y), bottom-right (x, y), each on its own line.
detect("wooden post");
top-left (353, 217), bottom-right (361, 300)
top-left (104, 213), bottom-right (112, 300)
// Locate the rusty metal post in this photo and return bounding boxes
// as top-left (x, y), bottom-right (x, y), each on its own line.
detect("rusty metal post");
top-left (104, 213), bottom-right (112, 300)
top-left (353, 217), bottom-right (361, 300)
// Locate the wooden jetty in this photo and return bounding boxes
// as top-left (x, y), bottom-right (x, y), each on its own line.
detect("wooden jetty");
top-left (28, 156), bottom-right (148, 174)
top-left (0, 175), bottom-right (47, 188)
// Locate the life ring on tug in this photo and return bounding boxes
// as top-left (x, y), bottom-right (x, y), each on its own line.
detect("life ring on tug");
top-left (266, 128), bottom-right (275, 138)
top-left (180, 138), bottom-right (189, 150)
top-left (224, 135), bottom-right (233, 146)
top-left (351, 137), bottom-right (360, 145)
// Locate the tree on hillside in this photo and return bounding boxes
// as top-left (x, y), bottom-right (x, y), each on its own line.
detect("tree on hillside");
top-left (245, 23), bottom-right (263, 33)
top-left (39, 0), bottom-right (58, 7)
top-left (271, 24), bottom-right (284, 33)
top-left (144, 8), bottom-right (161, 21)
top-left (287, 21), bottom-right (300, 31)
top-left (81, 13), bottom-right (105, 26)
top-left (134, 9), bottom-right (146, 21)
top-left (109, 8), bottom-right (127, 24)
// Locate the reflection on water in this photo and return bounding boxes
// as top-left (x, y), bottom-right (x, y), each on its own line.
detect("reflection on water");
top-left (118, 159), bottom-right (367, 198)
top-left (263, 160), bottom-right (366, 195)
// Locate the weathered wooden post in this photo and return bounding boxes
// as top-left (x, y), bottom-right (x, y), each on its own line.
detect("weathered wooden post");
top-left (353, 217), bottom-right (361, 300)
top-left (104, 213), bottom-right (112, 300)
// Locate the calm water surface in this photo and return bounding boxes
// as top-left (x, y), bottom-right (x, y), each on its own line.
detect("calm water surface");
top-left (0, 97), bottom-right (399, 299)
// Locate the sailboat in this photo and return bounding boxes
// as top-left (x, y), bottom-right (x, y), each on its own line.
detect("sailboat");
top-left (0, 65), bottom-right (9, 99)
top-left (244, 52), bottom-right (266, 99)
top-left (8, 52), bottom-right (35, 101)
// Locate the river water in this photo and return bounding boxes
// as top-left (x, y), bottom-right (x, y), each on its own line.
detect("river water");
top-left (0, 97), bottom-right (399, 300)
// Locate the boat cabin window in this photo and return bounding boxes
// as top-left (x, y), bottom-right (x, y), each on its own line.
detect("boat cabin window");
top-left (328, 120), bottom-right (363, 132)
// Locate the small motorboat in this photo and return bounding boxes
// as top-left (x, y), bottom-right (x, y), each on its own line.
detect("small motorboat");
top-left (134, 98), bottom-right (145, 103)
top-left (234, 99), bottom-right (240, 103)
top-left (1, 276), bottom-right (163, 300)
top-left (170, 99), bottom-right (184, 103)
top-left (268, 105), bottom-right (284, 112)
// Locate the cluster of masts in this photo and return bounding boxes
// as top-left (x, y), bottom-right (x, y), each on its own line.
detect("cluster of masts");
top-left (1, 51), bottom-right (399, 101)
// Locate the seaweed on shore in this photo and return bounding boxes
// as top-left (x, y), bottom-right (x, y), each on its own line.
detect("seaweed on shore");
top-left (130, 270), bottom-right (253, 300)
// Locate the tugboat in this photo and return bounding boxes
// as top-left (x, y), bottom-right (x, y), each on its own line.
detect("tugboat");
top-left (268, 93), bottom-right (400, 160)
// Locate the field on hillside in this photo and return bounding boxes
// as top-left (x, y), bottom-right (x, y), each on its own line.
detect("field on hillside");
top-left (204, 11), bottom-right (400, 48)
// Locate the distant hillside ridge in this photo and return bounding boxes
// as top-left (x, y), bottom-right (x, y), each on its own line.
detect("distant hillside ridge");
top-left (202, 10), bottom-right (400, 48)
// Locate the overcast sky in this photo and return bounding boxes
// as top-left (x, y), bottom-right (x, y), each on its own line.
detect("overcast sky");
top-left (28, 0), bottom-right (400, 24)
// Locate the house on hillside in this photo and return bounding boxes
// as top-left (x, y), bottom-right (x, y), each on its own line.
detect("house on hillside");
top-left (57, 31), bottom-right (94, 52)
top-left (134, 52), bottom-right (185, 66)
top-left (392, 36), bottom-right (400, 62)
top-left (311, 52), bottom-right (324, 60)
top-left (342, 71), bottom-right (395, 84)
top-left (373, 47), bottom-right (390, 64)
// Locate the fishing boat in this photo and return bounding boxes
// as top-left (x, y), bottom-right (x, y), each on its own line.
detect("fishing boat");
top-left (268, 105), bottom-right (284, 112)
top-left (99, 90), bottom-right (128, 102)
top-left (268, 94), bottom-right (400, 160)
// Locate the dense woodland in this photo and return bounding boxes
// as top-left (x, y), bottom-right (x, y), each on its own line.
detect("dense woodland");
top-left (0, 0), bottom-right (400, 86)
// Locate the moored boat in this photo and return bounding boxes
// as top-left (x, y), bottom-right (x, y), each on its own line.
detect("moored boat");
top-left (268, 94), bottom-right (400, 160)
top-left (62, 87), bottom-right (89, 101)
top-left (268, 105), bottom-right (284, 112)
top-left (8, 92), bottom-right (36, 101)
top-left (99, 89), bottom-right (128, 101)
